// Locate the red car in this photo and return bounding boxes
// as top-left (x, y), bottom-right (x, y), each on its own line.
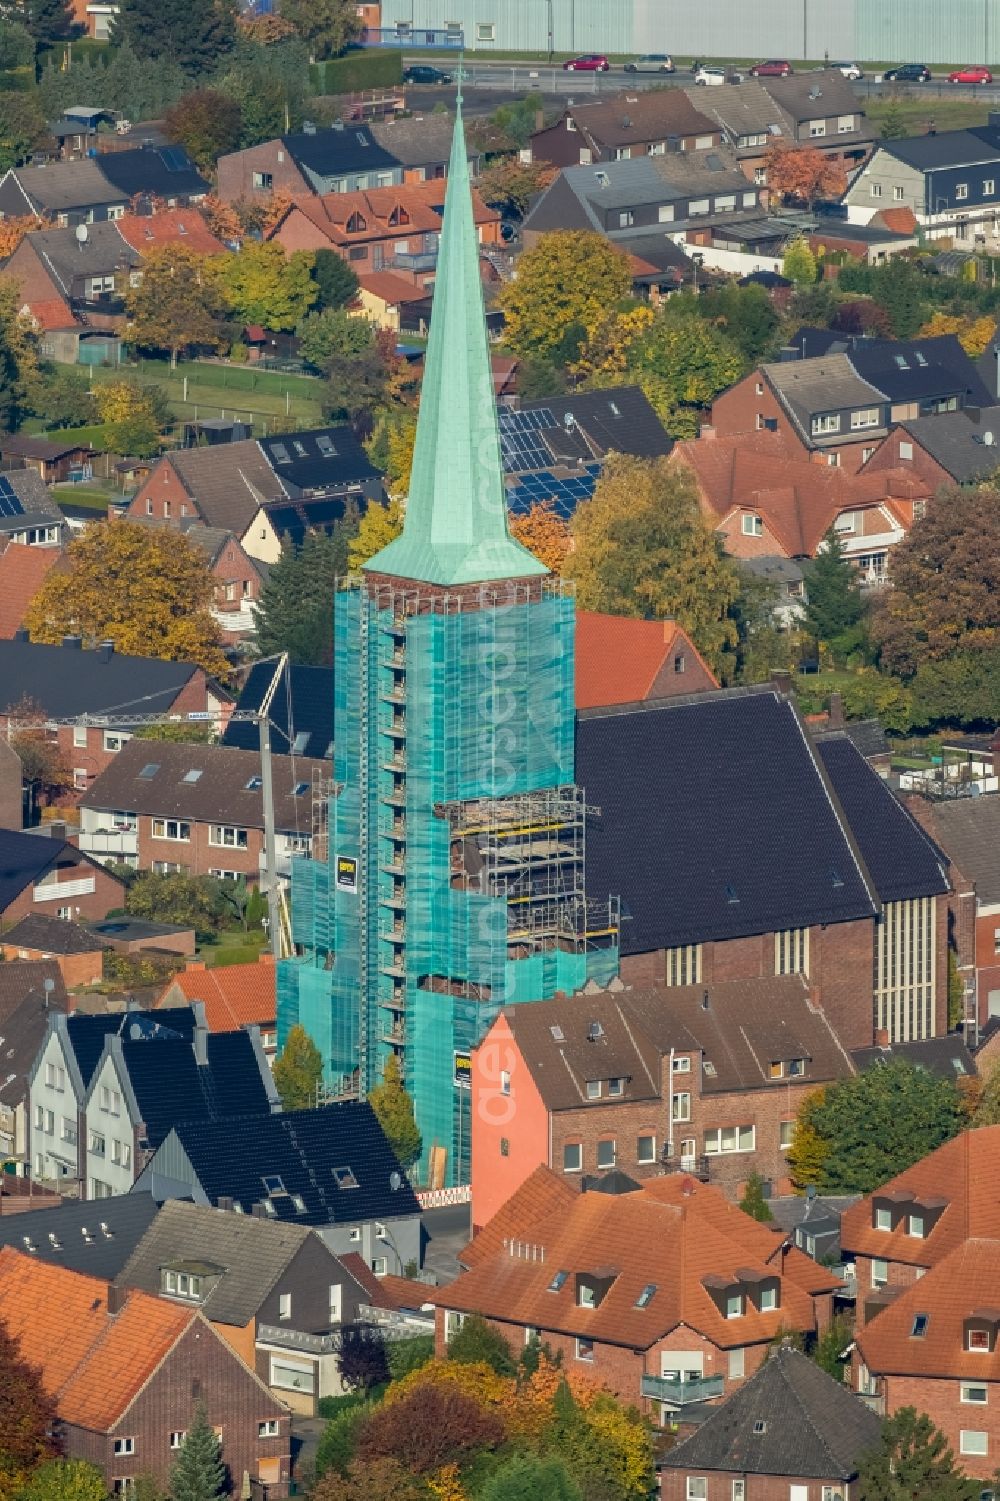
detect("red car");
top-left (563, 53), bottom-right (610, 71)
top-left (948, 65), bottom-right (993, 83)
top-left (749, 59), bottom-right (793, 77)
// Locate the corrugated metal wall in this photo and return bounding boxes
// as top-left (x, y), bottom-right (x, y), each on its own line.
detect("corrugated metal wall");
top-left (380, 0), bottom-right (1000, 64)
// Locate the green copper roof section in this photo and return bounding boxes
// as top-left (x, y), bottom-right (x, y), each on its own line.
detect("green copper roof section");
top-left (365, 105), bottom-right (548, 586)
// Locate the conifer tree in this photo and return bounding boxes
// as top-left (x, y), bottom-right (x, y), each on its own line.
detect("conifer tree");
top-left (857, 1407), bottom-right (979, 1501)
top-left (367, 1054), bottom-right (421, 1170)
top-left (739, 1172), bottom-right (774, 1223)
top-left (169, 1407), bottom-right (224, 1501)
top-left (273, 1024), bottom-right (323, 1111)
top-left (804, 529), bottom-right (864, 650)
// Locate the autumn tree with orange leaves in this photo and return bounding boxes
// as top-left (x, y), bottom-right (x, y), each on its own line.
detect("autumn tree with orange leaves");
top-left (0, 215), bottom-right (49, 259)
top-left (510, 500), bottom-right (572, 573)
top-left (763, 142), bottom-right (847, 206)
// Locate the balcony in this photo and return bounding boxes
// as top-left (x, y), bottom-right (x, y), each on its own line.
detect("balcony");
top-left (661, 1149), bottom-right (711, 1181)
top-left (640, 1374), bottom-right (724, 1405)
top-left (79, 827), bottom-right (137, 861)
top-left (857, 1387), bottom-right (885, 1416)
top-left (391, 248), bottom-right (438, 273)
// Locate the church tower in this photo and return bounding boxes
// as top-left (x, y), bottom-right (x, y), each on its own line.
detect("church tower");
top-left (278, 105), bottom-right (618, 1184)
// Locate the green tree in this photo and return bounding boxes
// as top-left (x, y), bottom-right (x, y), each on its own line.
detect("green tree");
top-left (298, 307), bottom-right (372, 370)
top-left (804, 529), bottom-right (864, 653)
top-left (323, 344), bottom-right (390, 422)
top-left (699, 281), bottom-right (781, 362)
top-left (30, 366), bottom-right (94, 429)
top-left (0, 91), bottom-right (46, 173)
top-left (112, 0), bottom-right (236, 79)
top-left (869, 258), bottom-right (927, 338)
top-left (480, 1455), bottom-right (581, 1501)
top-left (254, 521), bottom-right (359, 665)
top-left (729, 566), bottom-right (797, 685)
top-left (312, 249), bottom-right (360, 311)
top-left (623, 302), bottom-right (745, 436)
top-left (278, 0), bottom-right (360, 59)
top-left (566, 455), bottom-right (740, 675)
top-left (812, 1313), bottom-right (853, 1381)
top-left (315, 1402), bottom-right (374, 1480)
top-left (273, 1023), bottom-right (323, 1111)
top-left (17, 0), bottom-right (73, 47)
top-left (386, 1335), bottom-right (434, 1381)
top-left (739, 1172), bottom-right (774, 1223)
top-left (103, 42), bottom-right (188, 122)
top-left (782, 236), bottom-right (818, 287)
top-left (164, 90), bottom-right (243, 173)
top-left (788, 1060), bottom-right (963, 1195)
top-left (0, 20), bottom-right (36, 68)
top-left (126, 244), bottom-right (228, 367)
top-left (0, 1313), bottom-right (59, 1498)
top-left (446, 1313), bottom-right (516, 1377)
top-left (857, 1407), bottom-right (979, 1501)
top-left (125, 872), bottom-right (224, 936)
top-left (18, 1461), bottom-right (108, 1501)
top-left (970, 1063), bottom-right (1000, 1125)
top-left (213, 243), bottom-right (316, 332)
top-left (498, 230), bottom-right (632, 361)
top-left (877, 96), bottom-right (908, 140)
top-left (367, 1054), bottom-right (421, 1171)
top-left (169, 1407), bottom-right (224, 1501)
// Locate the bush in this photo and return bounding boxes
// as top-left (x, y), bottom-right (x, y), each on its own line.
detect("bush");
top-left (386, 1336), bottom-right (434, 1382)
top-left (315, 1399), bottom-right (377, 1477)
top-left (310, 49), bottom-right (401, 93)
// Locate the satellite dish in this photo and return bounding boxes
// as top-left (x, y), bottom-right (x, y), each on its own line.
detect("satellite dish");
top-left (389, 1170), bottom-right (402, 1192)
top-left (986, 430), bottom-right (995, 446)
top-left (75, 223), bottom-right (88, 244)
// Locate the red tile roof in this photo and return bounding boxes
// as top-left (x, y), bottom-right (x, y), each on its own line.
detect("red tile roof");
top-left (357, 271), bottom-right (428, 306)
top-left (338, 1253), bottom-right (433, 1311)
top-left (856, 1237), bottom-right (1000, 1378)
top-left (115, 209), bottom-right (226, 257)
top-left (0, 544), bottom-right (63, 638)
top-left (443, 1167), bottom-right (838, 1351)
top-left (160, 958), bottom-right (275, 1032)
top-left (24, 296), bottom-right (75, 331)
top-left (840, 1126), bottom-right (1000, 1269)
top-left (270, 180), bottom-right (499, 249)
top-left (0, 1245), bottom-right (195, 1429)
top-left (869, 207), bottom-right (918, 235)
top-left (575, 612), bottom-right (718, 709)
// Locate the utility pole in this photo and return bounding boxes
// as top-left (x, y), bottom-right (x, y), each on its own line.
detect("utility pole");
top-left (256, 653), bottom-right (289, 962)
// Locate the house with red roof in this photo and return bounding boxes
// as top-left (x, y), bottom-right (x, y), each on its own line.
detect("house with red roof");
top-left (0, 1245), bottom-right (290, 1493)
top-left (575, 612), bottom-right (717, 709)
top-left (157, 955), bottom-right (277, 1057)
top-left (433, 1165), bottom-right (839, 1425)
top-left (0, 543), bottom-right (63, 639)
top-left (114, 208), bottom-right (226, 258)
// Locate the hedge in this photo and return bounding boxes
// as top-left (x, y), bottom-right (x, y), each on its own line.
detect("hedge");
top-left (310, 48), bottom-right (402, 94)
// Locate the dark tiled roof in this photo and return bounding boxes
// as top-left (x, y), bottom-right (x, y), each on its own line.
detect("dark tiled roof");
top-left (764, 354), bottom-right (886, 441)
top-left (0, 960), bottom-right (68, 1113)
top-left (283, 123), bottom-right (399, 177)
top-left (881, 124), bottom-right (1000, 172)
top-left (815, 736), bottom-right (948, 903)
top-left (65, 1006), bottom-right (197, 1091)
top-left (23, 222), bottom-right (139, 293)
top-left (80, 738), bottom-right (325, 836)
top-left (257, 425), bottom-right (381, 497)
top-left (762, 68), bottom-right (874, 133)
top-left (0, 1195), bottom-right (162, 1278)
top-left (370, 113), bottom-right (457, 166)
top-left (7, 159), bottom-right (118, 213)
top-left (851, 1036), bottom-right (975, 1081)
top-left (564, 90), bottom-right (719, 149)
top-left (96, 145), bottom-right (209, 201)
top-left (898, 406), bottom-right (1000, 483)
top-left (520, 386), bottom-right (672, 461)
top-left (119, 1027), bottom-right (273, 1151)
top-left (0, 958), bottom-right (67, 1022)
top-left (0, 830), bottom-right (107, 915)
top-left (790, 330), bottom-right (993, 407)
top-left (0, 469), bottom-right (64, 532)
top-left (0, 638), bottom-right (200, 719)
top-left (2, 914), bottom-right (104, 954)
top-left (576, 689), bottom-right (877, 954)
top-left (160, 1100), bottom-right (420, 1227)
top-left (166, 439), bottom-right (284, 533)
top-left (223, 660), bottom-right (334, 760)
top-left (915, 795), bottom-right (1000, 902)
top-left (660, 1346), bottom-right (881, 1479)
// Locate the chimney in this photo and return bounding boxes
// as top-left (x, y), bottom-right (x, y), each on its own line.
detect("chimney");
top-left (12, 627), bottom-right (28, 642)
top-left (217, 1196), bottom-right (234, 1212)
top-left (827, 691), bottom-right (845, 729)
top-left (699, 423), bottom-right (717, 440)
top-left (534, 109), bottom-right (544, 131)
top-left (97, 640), bottom-right (114, 663)
top-left (185, 959), bottom-right (207, 972)
top-left (994, 344), bottom-right (1000, 400)
top-left (106, 1283), bottom-right (127, 1315)
top-left (193, 1020), bottom-right (208, 1067)
top-left (251, 1202), bottom-right (267, 1218)
top-left (258, 951), bottom-right (275, 966)
top-left (874, 1027), bottom-right (890, 1049)
top-left (62, 634), bottom-right (82, 650)
top-left (778, 345), bottom-right (800, 362)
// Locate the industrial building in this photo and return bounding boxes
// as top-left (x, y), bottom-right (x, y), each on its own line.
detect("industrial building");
top-left (277, 104), bottom-right (619, 1187)
top-left (379, 0), bottom-right (1000, 69)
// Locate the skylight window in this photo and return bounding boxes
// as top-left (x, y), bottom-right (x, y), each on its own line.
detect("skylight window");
top-left (703, 1060), bottom-right (717, 1077)
top-left (635, 1283), bottom-right (657, 1308)
top-left (262, 1174), bottom-right (287, 1196)
top-left (316, 435), bottom-right (336, 457)
top-left (550, 1025), bottom-right (565, 1041)
top-left (830, 866), bottom-right (844, 888)
top-left (293, 782), bottom-right (309, 796)
top-left (246, 776), bottom-right (263, 790)
top-left (182, 769), bottom-right (203, 783)
top-left (912, 1313), bottom-right (929, 1337)
top-left (725, 884), bottom-right (740, 905)
top-left (271, 443), bottom-right (291, 465)
top-left (548, 1270), bottom-right (568, 1292)
top-left (292, 731), bottom-right (310, 754)
top-left (915, 352), bottom-right (928, 366)
top-left (895, 355), bottom-right (910, 369)
top-left (292, 441), bottom-right (308, 458)
top-left (291, 1194), bottom-right (307, 1213)
top-left (333, 1165), bottom-right (358, 1189)
top-left (138, 763), bottom-right (160, 779)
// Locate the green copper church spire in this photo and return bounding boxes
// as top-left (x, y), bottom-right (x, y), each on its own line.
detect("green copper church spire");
top-left (365, 98), bottom-right (547, 586)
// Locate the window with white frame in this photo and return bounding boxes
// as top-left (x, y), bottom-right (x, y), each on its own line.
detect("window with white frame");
top-left (811, 413), bottom-right (841, 435)
top-left (774, 927), bottom-right (809, 975)
top-left (596, 1139), bottom-right (616, 1169)
top-left (689, 198), bottom-right (710, 215)
top-left (169, 1433), bottom-right (186, 1450)
top-left (151, 819), bottom-right (190, 842)
top-left (637, 1134), bottom-right (656, 1163)
top-left (759, 1286), bottom-right (777, 1311)
top-left (73, 724), bottom-right (88, 747)
top-left (673, 1055), bottom-right (692, 1073)
top-left (259, 1420), bottom-right (280, 1437)
top-left (986, 179), bottom-right (996, 195)
top-left (909, 1213), bottom-right (925, 1238)
top-left (576, 1337), bottom-right (594, 1362)
top-left (100, 1085), bottom-right (121, 1114)
top-left (113, 1439), bottom-right (135, 1456)
top-left (851, 407), bottom-right (881, 430)
top-left (961, 1384), bottom-right (988, 1404)
top-left (658, 204), bottom-right (674, 221)
top-left (672, 1093), bottom-right (691, 1122)
top-left (73, 768), bottom-right (87, 790)
top-left (870, 182), bottom-right (882, 197)
top-left (809, 119), bottom-right (826, 136)
top-left (209, 825), bottom-right (249, 848)
top-left (89, 1131), bottom-right (105, 1156)
top-left (585, 1079), bottom-right (602, 1100)
top-left (779, 1120), bottom-right (794, 1151)
top-left (704, 1125), bottom-right (754, 1155)
top-left (871, 1258), bottom-right (888, 1288)
top-left (875, 1206), bottom-right (892, 1231)
top-left (666, 944), bottom-right (701, 985)
top-left (563, 1142), bottom-right (582, 1172)
top-left (162, 1270), bottom-right (203, 1300)
top-left (726, 1293), bottom-right (743, 1319)
top-left (728, 1347), bottom-right (745, 1379)
top-left (956, 184), bottom-right (969, 200)
top-left (960, 1430), bottom-right (988, 1455)
top-left (838, 114), bottom-right (856, 132)
top-left (269, 1356), bottom-right (315, 1394)
top-left (372, 1256), bottom-right (388, 1276)
top-left (44, 1062), bottom-right (65, 1090)
top-left (686, 1482), bottom-right (707, 1501)
top-left (278, 1292), bottom-right (291, 1319)
top-left (500, 1069), bottom-right (511, 1096)
top-left (741, 514), bottom-right (763, 536)
top-left (476, 21), bottom-right (495, 40)
top-left (110, 1140), bottom-right (131, 1168)
top-left (103, 732), bottom-right (129, 753)
top-left (874, 896), bottom-right (936, 1042)
top-left (608, 1077), bottom-right (624, 1097)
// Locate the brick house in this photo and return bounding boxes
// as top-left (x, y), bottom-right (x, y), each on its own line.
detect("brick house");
top-left (528, 91), bottom-right (722, 168)
top-left (470, 975), bottom-right (856, 1230)
top-left (434, 1166), bottom-right (840, 1426)
top-left (660, 1344), bottom-right (882, 1501)
top-left (575, 612), bottom-right (718, 708)
top-left (78, 740), bottom-right (326, 880)
top-left (840, 1127), bottom-right (1000, 1326)
top-left (0, 634), bottom-right (232, 803)
top-left (577, 685), bottom-right (951, 1051)
top-left (266, 179), bottom-right (501, 284)
top-left (670, 429), bottom-right (929, 585)
top-left (131, 520), bottom-right (265, 647)
top-left (157, 956), bottom-right (278, 1058)
top-left (0, 544), bottom-right (63, 639)
top-left (863, 404), bottom-right (1000, 491)
top-left (0, 828), bottom-right (124, 927)
top-left (0, 1246), bottom-right (290, 1495)
top-left (852, 1238), bottom-right (1000, 1480)
top-left (0, 913), bottom-right (105, 987)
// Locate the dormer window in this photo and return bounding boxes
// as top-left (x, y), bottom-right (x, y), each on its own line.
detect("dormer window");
top-left (162, 1268), bottom-right (204, 1301)
top-left (586, 1080), bottom-right (602, 1100)
top-left (388, 206), bottom-right (410, 227)
top-left (759, 1286), bottom-right (777, 1312)
top-left (726, 1293), bottom-right (743, 1319)
top-left (346, 212), bottom-right (367, 233)
top-left (578, 1282), bottom-right (596, 1308)
top-left (909, 1214), bottom-right (925, 1238)
top-left (608, 1077), bottom-right (624, 1097)
top-left (969, 1329), bottom-right (991, 1351)
top-left (875, 1206), bottom-right (892, 1231)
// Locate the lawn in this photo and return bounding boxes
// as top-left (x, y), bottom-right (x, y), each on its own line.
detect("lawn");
top-left (199, 926), bottom-right (269, 969)
top-left (865, 94), bottom-right (995, 133)
top-left (51, 485), bottom-right (114, 510)
top-left (87, 361), bottom-right (325, 430)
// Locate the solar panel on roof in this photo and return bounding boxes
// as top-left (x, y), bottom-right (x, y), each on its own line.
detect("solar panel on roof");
top-left (0, 476), bottom-right (24, 518)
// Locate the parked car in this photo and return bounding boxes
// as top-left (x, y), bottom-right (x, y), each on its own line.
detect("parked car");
top-left (694, 66), bottom-right (727, 86)
top-left (831, 61), bottom-right (864, 80)
top-left (882, 63), bottom-right (932, 82)
top-left (948, 65), bottom-right (994, 83)
top-left (563, 53), bottom-right (610, 71)
top-left (749, 59), bottom-right (793, 77)
top-left (624, 53), bottom-right (675, 73)
top-left (403, 64), bottom-right (453, 84)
